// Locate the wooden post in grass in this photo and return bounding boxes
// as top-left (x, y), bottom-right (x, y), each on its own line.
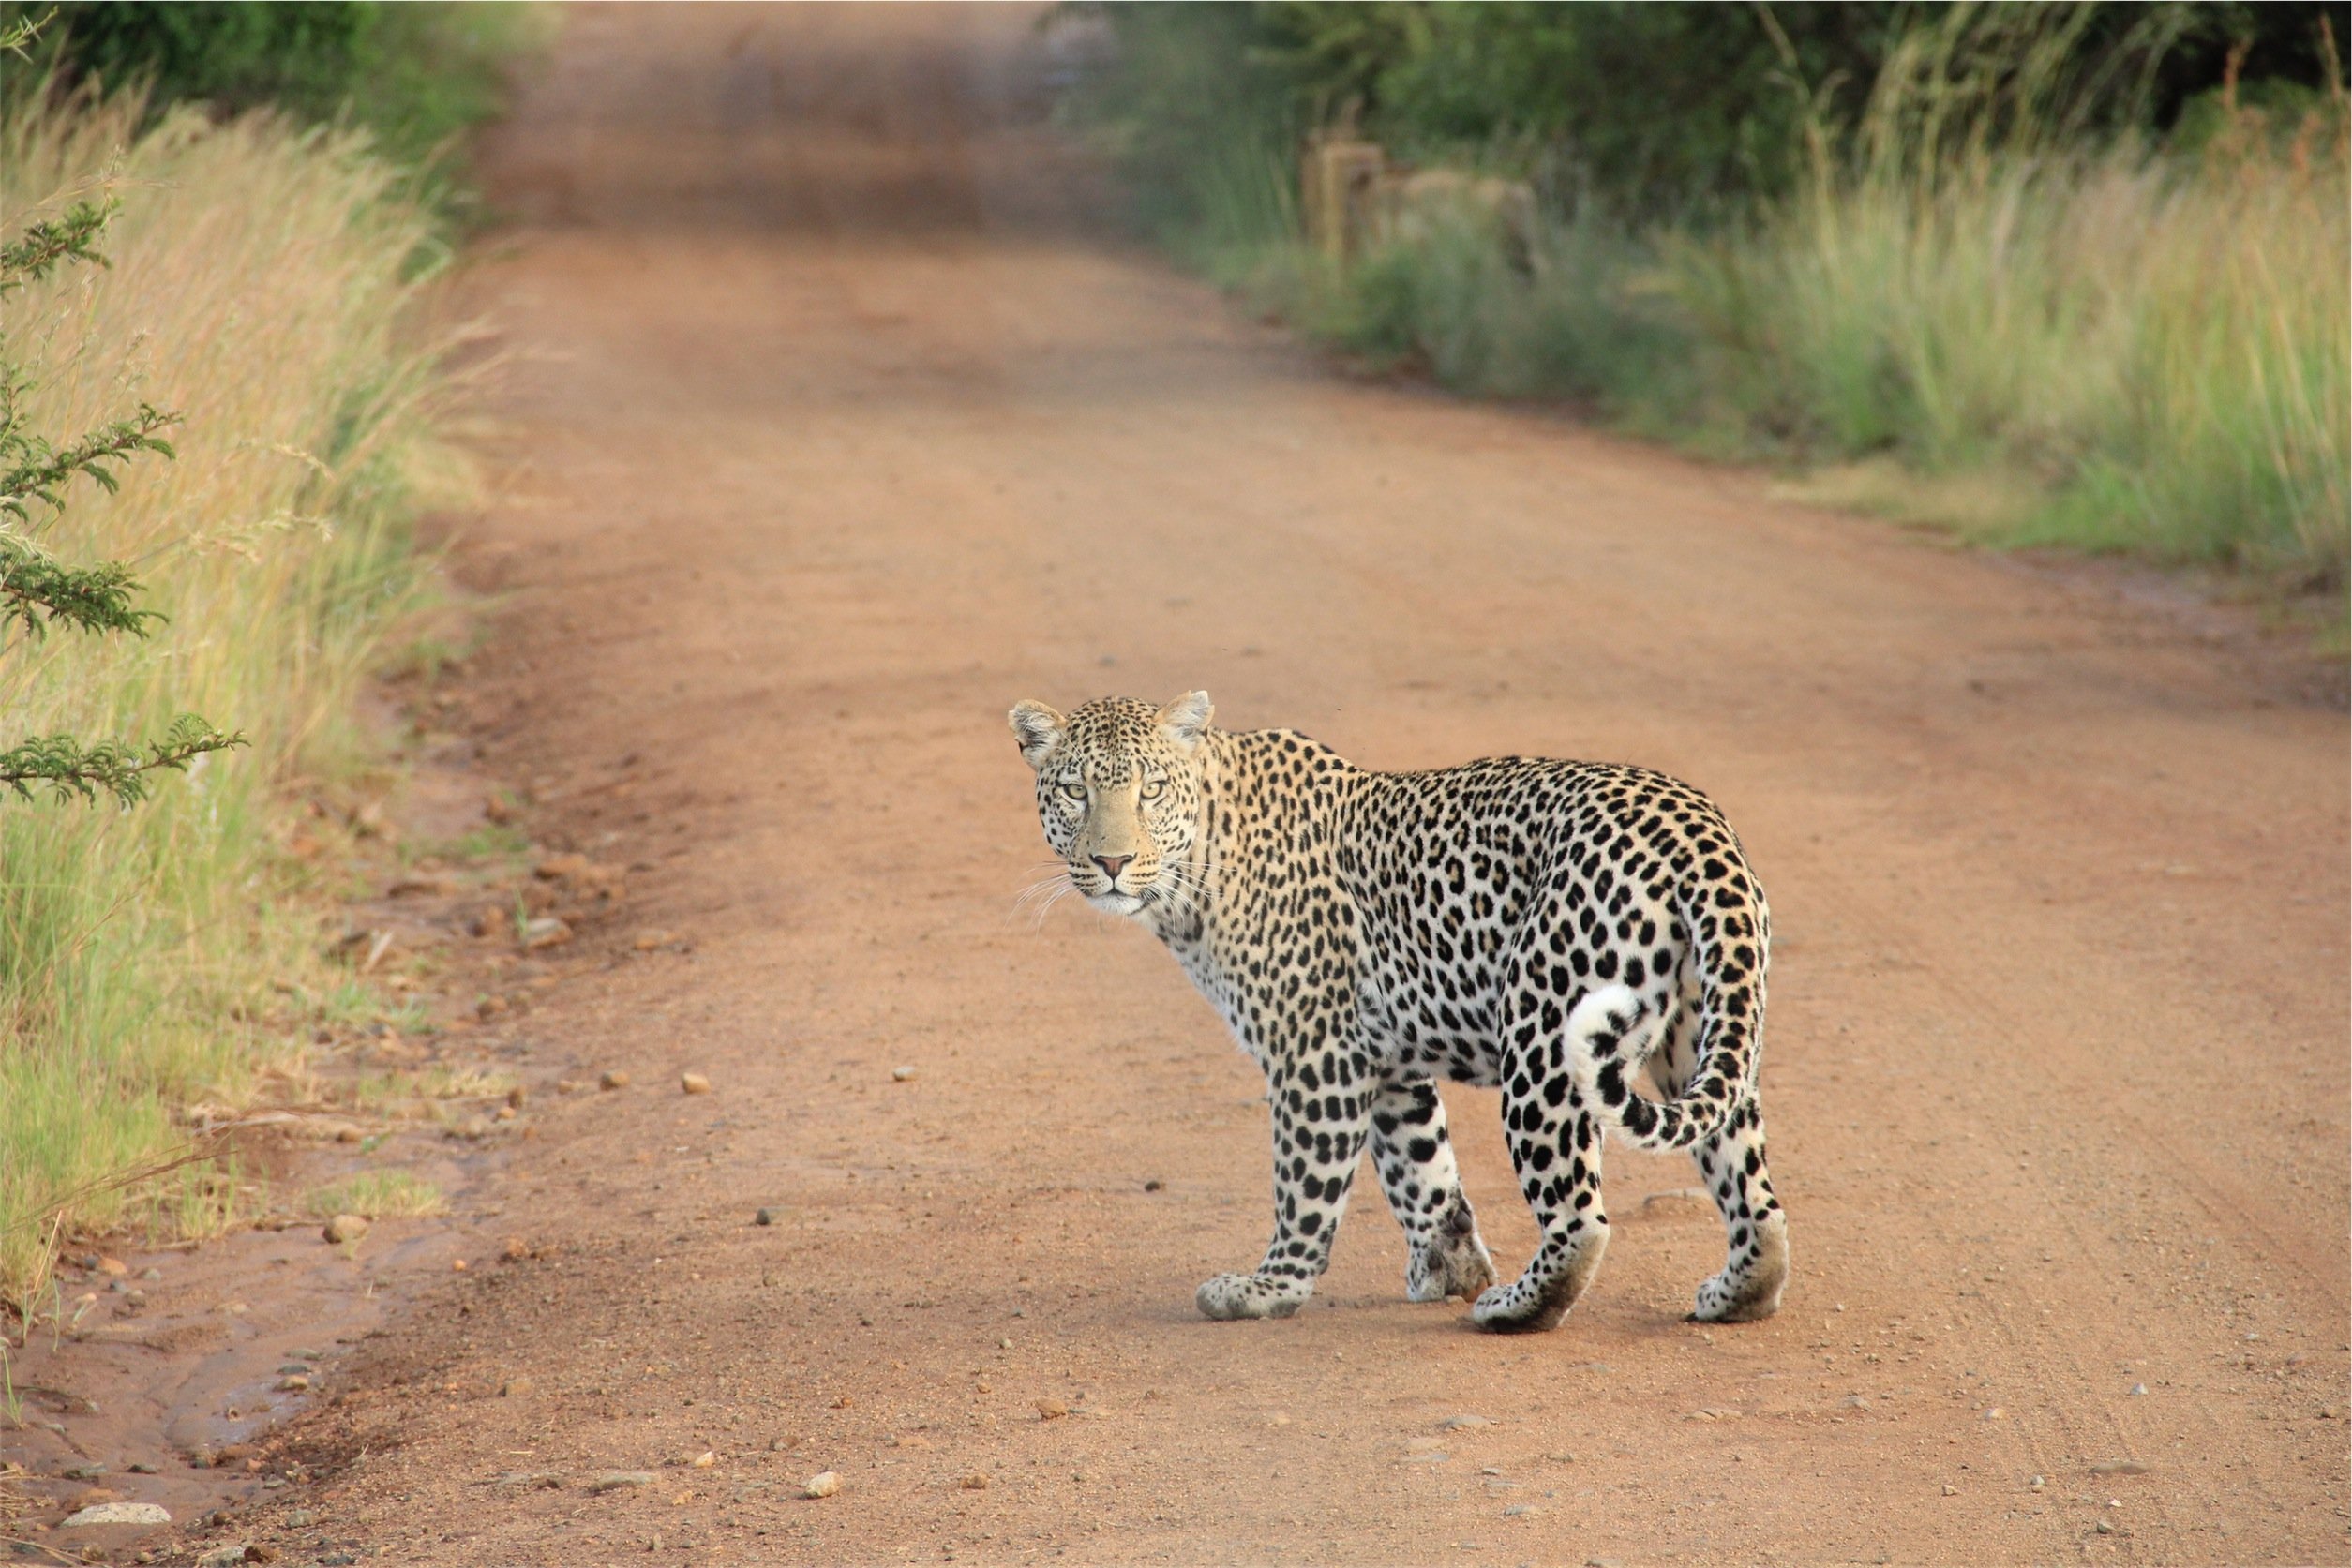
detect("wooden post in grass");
top-left (1302, 132), bottom-right (1387, 263)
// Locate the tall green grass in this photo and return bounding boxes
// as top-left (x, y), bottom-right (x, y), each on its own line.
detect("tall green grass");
top-left (0, 89), bottom-right (464, 1309)
top-left (1091, 22), bottom-right (2351, 598)
top-left (1678, 56), bottom-right (2350, 587)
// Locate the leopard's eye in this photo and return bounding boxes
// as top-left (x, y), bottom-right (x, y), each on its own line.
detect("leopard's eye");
top-left (1057, 781), bottom-right (1087, 802)
top-left (1139, 777), bottom-right (1166, 801)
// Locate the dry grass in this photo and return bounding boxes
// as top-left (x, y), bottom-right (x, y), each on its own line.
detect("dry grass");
top-left (0, 87), bottom-right (466, 1311)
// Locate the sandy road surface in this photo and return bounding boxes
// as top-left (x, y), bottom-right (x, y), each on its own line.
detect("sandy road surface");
top-left (210, 7), bottom-right (2346, 1563)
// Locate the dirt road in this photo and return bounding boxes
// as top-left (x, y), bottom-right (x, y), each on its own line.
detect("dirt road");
top-left (216, 7), bottom-right (2349, 1563)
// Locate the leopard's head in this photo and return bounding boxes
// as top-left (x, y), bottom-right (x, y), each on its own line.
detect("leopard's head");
top-left (1007, 691), bottom-right (1212, 919)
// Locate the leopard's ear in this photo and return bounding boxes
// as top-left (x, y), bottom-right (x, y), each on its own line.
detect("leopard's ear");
top-left (1008, 700), bottom-right (1066, 770)
top-left (1157, 690), bottom-right (1214, 752)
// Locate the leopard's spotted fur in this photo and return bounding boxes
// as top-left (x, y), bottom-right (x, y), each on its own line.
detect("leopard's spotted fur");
top-left (1010, 692), bottom-right (1789, 1332)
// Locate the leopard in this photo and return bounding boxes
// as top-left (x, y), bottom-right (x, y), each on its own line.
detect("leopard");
top-left (1008, 691), bottom-right (1789, 1333)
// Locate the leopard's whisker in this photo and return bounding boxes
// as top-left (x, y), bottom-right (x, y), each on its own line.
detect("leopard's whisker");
top-left (1012, 870), bottom-right (1069, 900)
top-left (1026, 879), bottom-right (1082, 929)
top-left (1013, 878), bottom-right (1073, 915)
top-left (1012, 860), bottom-right (1080, 924)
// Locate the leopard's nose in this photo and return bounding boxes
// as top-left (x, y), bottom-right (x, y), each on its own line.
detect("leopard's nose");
top-left (1092, 854), bottom-right (1132, 881)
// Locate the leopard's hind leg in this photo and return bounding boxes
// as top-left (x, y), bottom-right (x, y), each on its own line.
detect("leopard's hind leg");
top-left (1687, 1093), bottom-right (1788, 1321)
top-left (1643, 979), bottom-right (1787, 1322)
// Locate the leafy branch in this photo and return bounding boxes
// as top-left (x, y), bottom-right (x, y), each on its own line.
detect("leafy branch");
top-left (0, 7), bottom-right (53, 60)
top-left (0, 396), bottom-right (180, 527)
top-left (0, 717), bottom-right (247, 807)
top-left (0, 198), bottom-right (114, 296)
top-left (0, 533), bottom-right (165, 641)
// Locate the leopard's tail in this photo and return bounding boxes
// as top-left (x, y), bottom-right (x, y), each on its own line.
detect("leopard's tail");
top-left (1566, 869), bottom-right (1768, 1151)
top-left (1563, 987), bottom-right (1672, 1150)
top-left (1564, 980), bottom-right (1753, 1154)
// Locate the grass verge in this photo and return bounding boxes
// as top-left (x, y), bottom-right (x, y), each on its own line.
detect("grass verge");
top-left (0, 87), bottom-right (472, 1312)
top-left (1081, 28), bottom-right (2350, 611)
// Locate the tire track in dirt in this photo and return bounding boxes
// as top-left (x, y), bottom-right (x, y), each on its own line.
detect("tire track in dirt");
top-left (171, 6), bottom-right (2348, 1564)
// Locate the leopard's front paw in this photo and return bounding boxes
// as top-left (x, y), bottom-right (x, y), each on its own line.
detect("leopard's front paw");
top-left (1195, 1271), bottom-right (1310, 1321)
top-left (1406, 1226), bottom-right (1497, 1303)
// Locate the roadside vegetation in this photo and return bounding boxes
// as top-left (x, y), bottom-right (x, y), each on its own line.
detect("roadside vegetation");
top-left (1062, 3), bottom-right (2349, 607)
top-left (2, 2), bottom-right (538, 205)
top-left (0, 7), bottom-right (532, 1311)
